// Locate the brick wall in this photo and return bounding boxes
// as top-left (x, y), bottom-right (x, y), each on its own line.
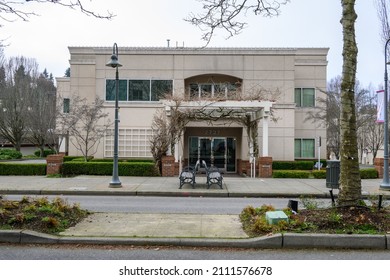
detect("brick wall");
top-left (161, 155), bottom-right (175, 177)
top-left (46, 154), bottom-right (65, 175)
top-left (258, 156), bottom-right (273, 178)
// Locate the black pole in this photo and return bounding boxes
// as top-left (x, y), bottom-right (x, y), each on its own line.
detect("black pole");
top-left (329, 189), bottom-right (335, 207)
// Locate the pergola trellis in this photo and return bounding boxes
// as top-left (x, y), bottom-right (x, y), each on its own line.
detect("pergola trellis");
top-left (162, 99), bottom-right (274, 161)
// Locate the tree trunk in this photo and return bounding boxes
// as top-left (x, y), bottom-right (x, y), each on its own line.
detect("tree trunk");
top-left (338, 0), bottom-right (362, 206)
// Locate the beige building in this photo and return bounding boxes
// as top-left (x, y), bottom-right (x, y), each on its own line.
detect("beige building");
top-left (56, 46), bottom-right (328, 174)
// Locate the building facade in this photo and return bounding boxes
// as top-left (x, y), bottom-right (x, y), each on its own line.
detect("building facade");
top-left (56, 46), bottom-right (328, 174)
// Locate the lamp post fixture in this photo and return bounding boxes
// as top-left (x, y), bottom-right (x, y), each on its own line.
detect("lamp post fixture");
top-left (380, 38), bottom-right (390, 190)
top-left (106, 43), bottom-right (122, 188)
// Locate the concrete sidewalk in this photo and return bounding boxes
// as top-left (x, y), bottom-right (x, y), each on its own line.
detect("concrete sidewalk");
top-left (1, 175), bottom-right (390, 249)
top-left (0, 175), bottom-right (388, 197)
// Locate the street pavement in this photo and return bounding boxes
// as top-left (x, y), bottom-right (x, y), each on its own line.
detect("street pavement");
top-left (0, 175), bottom-right (390, 249)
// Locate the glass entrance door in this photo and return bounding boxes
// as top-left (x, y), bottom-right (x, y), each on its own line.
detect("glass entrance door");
top-left (199, 138), bottom-right (211, 167)
top-left (188, 136), bottom-right (236, 173)
top-left (212, 138), bottom-right (226, 169)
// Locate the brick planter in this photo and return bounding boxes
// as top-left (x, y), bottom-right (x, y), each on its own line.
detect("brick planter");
top-left (258, 156), bottom-right (273, 178)
top-left (161, 155), bottom-right (175, 177)
top-left (46, 154), bottom-right (65, 175)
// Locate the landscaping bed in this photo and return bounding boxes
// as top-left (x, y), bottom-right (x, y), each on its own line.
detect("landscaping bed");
top-left (240, 201), bottom-right (390, 237)
top-left (0, 196), bottom-right (89, 234)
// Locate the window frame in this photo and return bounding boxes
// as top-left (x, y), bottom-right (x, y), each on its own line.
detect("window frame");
top-left (188, 82), bottom-right (238, 100)
top-left (294, 88), bottom-right (315, 107)
top-left (63, 98), bottom-right (70, 113)
top-left (294, 138), bottom-right (315, 159)
top-left (105, 79), bottom-right (172, 102)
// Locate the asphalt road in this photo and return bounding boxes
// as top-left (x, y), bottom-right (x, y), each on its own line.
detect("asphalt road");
top-left (3, 194), bottom-right (332, 214)
top-left (1, 244), bottom-right (390, 260)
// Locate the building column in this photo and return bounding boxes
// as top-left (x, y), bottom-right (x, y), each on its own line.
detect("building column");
top-left (262, 107), bottom-right (270, 157)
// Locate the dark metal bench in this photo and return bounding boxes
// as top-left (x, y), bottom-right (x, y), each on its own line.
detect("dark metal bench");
top-left (202, 160), bottom-right (223, 189)
top-left (179, 160), bottom-right (199, 189)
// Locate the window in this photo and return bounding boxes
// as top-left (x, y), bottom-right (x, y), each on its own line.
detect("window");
top-left (106, 79), bottom-right (172, 102)
top-left (151, 80), bottom-right (173, 101)
top-left (106, 80), bottom-right (128, 101)
top-left (129, 80), bottom-right (150, 101)
top-left (295, 88), bottom-right (315, 107)
top-left (295, 139), bottom-right (315, 158)
top-left (104, 128), bottom-right (153, 158)
top-left (63, 98), bottom-right (70, 113)
top-left (188, 83), bottom-right (239, 100)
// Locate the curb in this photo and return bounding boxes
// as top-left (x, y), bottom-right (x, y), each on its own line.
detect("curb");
top-left (1, 230), bottom-right (388, 250)
top-left (0, 189), bottom-right (334, 198)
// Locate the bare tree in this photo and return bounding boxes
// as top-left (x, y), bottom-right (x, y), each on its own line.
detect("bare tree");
top-left (59, 96), bottom-right (111, 161)
top-left (376, 0), bottom-right (390, 46)
top-left (25, 72), bottom-right (57, 157)
top-left (0, 56), bottom-right (38, 151)
top-left (186, 0), bottom-right (289, 45)
top-left (306, 76), bottom-right (380, 162)
top-left (150, 109), bottom-right (170, 174)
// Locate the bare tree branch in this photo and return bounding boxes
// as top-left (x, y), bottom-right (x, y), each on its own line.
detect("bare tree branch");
top-left (186, 0), bottom-right (289, 45)
top-left (0, 0), bottom-right (114, 27)
top-left (375, 0), bottom-right (390, 46)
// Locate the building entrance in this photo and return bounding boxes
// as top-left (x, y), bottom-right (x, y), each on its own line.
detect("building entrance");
top-left (189, 136), bottom-right (236, 173)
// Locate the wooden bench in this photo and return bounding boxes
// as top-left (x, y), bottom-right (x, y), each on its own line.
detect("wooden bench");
top-left (179, 160), bottom-right (199, 189)
top-left (202, 160), bottom-right (223, 189)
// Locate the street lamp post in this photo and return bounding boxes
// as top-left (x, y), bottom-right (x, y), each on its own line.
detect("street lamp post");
top-left (106, 43), bottom-right (122, 188)
top-left (380, 38), bottom-right (390, 190)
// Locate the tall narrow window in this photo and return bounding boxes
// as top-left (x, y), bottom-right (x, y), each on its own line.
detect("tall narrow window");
top-left (63, 98), bottom-right (70, 113)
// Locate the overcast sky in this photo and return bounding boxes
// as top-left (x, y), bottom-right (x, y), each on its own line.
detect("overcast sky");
top-left (1, 0), bottom-right (384, 89)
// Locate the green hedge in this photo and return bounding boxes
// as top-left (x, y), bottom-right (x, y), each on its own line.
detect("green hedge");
top-left (272, 170), bottom-right (311, 178)
top-left (312, 170), bottom-right (326, 179)
top-left (89, 158), bottom-right (154, 163)
top-left (360, 168), bottom-right (378, 179)
top-left (63, 156), bottom-right (94, 162)
top-left (62, 162), bottom-right (160, 176)
top-left (286, 168), bottom-right (378, 179)
top-left (273, 161), bottom-right (315, 170)
top-left (0, 149), bottom-right (23, 160)
top-left (0, 163), bottom-right (46, 175)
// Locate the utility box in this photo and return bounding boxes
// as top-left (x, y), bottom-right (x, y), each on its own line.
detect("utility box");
top-left (265, 211), bottom-right (288, 225)
top-left (326, 160), bottom-right (340, 189)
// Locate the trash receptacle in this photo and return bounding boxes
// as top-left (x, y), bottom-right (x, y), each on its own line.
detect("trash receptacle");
top-left (326, 160), bottom-right (340, 189)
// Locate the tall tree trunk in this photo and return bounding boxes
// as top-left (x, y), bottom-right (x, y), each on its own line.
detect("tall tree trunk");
top-left (338, 0), bottom-right (362, 206)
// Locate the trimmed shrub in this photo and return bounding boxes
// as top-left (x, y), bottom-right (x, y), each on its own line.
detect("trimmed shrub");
top-left (273, 161), bottom-right (314, 170)
top-left (360, 168), bottom-right (378, 179)
top-left (63, 156), bottom-right (83, 162)
top-left (0, 149), bottom-right (23, 160)
top-left (63, 156), bottom-right (94, 162)
top-left (272, 170), bottom-right (310, 178)
top-left (62, 161), bottom-right (159, 176)
top-left (34, 149), bottom-right (56, 158)
top-left (0, 163), bottom-right (46, 175)
top-left (311, 168), bottom-right (377, 179)
top-left (312, 170), bottom-right (326, 179)
top-left (89, 158), bottom-right (154, 163)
